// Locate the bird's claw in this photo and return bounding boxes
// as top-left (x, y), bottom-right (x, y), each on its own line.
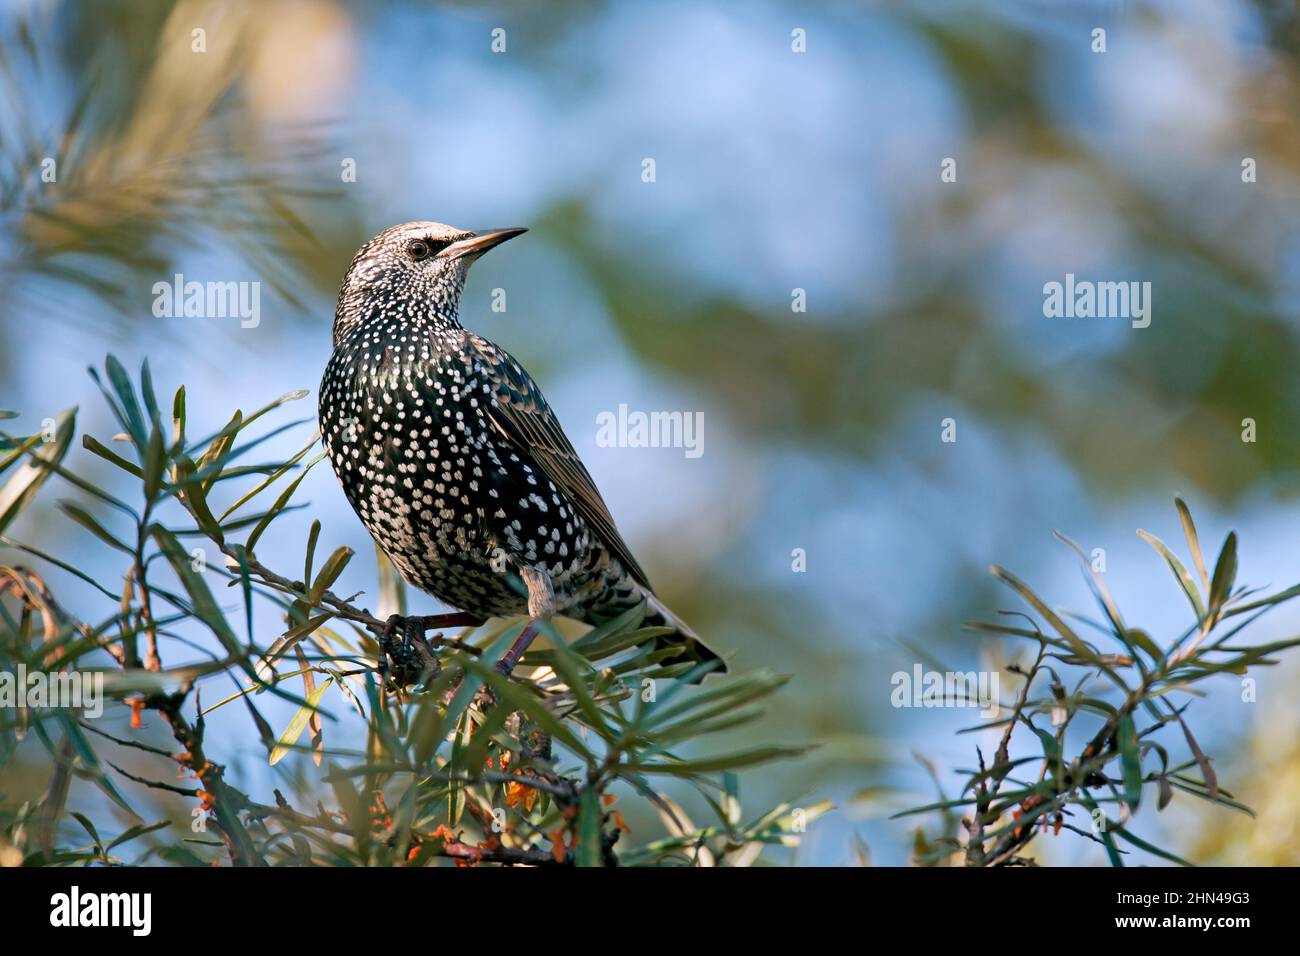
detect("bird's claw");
top-left (379, 614), bottom-right (434, 688)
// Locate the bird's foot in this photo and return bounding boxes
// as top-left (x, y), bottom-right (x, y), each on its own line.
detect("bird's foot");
top-left (379, 614), bottom-right (431, 688)
top-left (378, 612), bottom-right (485, 689)
top-left (494, 618), bottom-right (541, 677)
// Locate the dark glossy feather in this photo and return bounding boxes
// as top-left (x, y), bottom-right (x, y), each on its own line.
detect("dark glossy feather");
top-left (470, 334), bottom-right (653, 590)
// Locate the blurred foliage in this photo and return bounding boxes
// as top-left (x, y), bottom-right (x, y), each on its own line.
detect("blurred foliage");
top-left (0, 2), bottom-right (352, 344)
top-left (902, 499), bottom-right (1300, 866)
top-left (1188, 686), bottom-right (1300, 866)
top-left (0, 357), bottom-right (825, 866)
top-left (13, 1), bottom-right (1300, 497)
top-left (3, 0), bottom-right (1300, 866)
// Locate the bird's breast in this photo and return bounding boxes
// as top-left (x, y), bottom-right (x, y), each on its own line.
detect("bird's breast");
top-left (318, 338), bottom-right (523, 607)
top-left (319, 332), bottom-right (604, 619)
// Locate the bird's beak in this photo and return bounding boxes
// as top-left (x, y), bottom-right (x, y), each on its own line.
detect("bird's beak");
top-left (446, 227), bottom-right (528, 261)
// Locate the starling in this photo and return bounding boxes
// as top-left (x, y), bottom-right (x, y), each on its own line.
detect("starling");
top-left (319, 221), bottom-right (726, 679)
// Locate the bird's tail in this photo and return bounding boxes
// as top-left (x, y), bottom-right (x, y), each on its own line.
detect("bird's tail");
top-left (642, 593), bottom-right (728, 683)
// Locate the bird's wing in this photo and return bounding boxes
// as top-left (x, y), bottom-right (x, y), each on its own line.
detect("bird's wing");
top-left (469, 335), bottom-right (653, 590)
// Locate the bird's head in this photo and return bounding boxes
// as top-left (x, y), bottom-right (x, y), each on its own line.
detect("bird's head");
top-left (333, 220), bottom-right (526, 343)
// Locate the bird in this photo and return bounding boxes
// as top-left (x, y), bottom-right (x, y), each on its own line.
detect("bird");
top-left (319, 221), bottom-right (726, 681)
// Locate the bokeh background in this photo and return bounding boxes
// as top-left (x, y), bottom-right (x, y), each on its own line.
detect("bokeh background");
top-left (3, 0), bottom-right (1300, 865)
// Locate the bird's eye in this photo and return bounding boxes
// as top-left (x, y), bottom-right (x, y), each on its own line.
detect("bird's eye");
top-left (406, 239), bottom-right (433, 261)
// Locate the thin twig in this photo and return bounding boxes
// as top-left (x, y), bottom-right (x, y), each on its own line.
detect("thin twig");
top-left (107, 760), bottom-right (200, 798)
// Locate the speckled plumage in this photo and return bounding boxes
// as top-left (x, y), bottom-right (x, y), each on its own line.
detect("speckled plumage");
top-left (319, 221), bottom-right (725, 675)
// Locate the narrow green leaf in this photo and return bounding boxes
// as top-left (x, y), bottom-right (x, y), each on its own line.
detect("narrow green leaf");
top-left (571, 602), bottom-right (648, 649)
top-left (269, 677), bottom-right (333, 766)
top-left (174, 459), bottom-right (224, 543)
top-left (1157, 774), bottom-right (1173, 811)
top-left (104, 355), bottom-right (147, 448)
top-left (221, 445), bottom-right (326, 529)
top-left (461, 657), bottom-right (593, 758)
top-left (171, 385), bottom-right (187, 450)
top-left (151, 526), bottom-right (250, 673)
top-left (1055, 532), bottom-right (1127, 640)
top-left (1174, 497), bottom-right (1210, 593)
top-left (989, 565), bottom-right (1098, 662)
top-left (375, 543), bottom-right (407, 618)
top-left (0, 408), bottom-right (75, 535)
top-left (308, 546), bottom-right (352, 605)
top-left (533, 626), bottom-right (671, 666)
top-left (545, 633), bottom-right (616, 742)
top-left (139, 359), bottom-right (162, 430)
top-left (1136, 529), bottom-right (1205, 621)
top-left (0, 431), bottom-right (41, 473)
top-left (1112, 826), bottom-right (1192, 866)
top-left (577, 786), bottom-right (603, 867)
top-left (1207, 531), bottom-right (1238, 621)
top-left (1117, 714), bottom-right (1142, 811)
top-left (105, 820), bottom-right (170, 852)
top-left (624, 745), bottom-right (808, 776)
top-left (195, 411), bottom-right (242, 493)
top-left (82, 434), bottom-right (143, 478)
top-left (1174, 712), bottom-right (1217, 800)
top-left (142, 424), bottom-right (166, 502)
top-left (69, 812), bottom-right (102, 850)
top-left (57, 714), bottom-right (138, 818)
top-left (58, 501), bottom-right (132, 554)
top-left (0, 536), bottom-right (119, 600)
top-left (1079, 791), bottom-right (1123, 867)
top-left (244, 456), bottom-right (322, 553)
top-left (304, 519), bottom-right (321, 587)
